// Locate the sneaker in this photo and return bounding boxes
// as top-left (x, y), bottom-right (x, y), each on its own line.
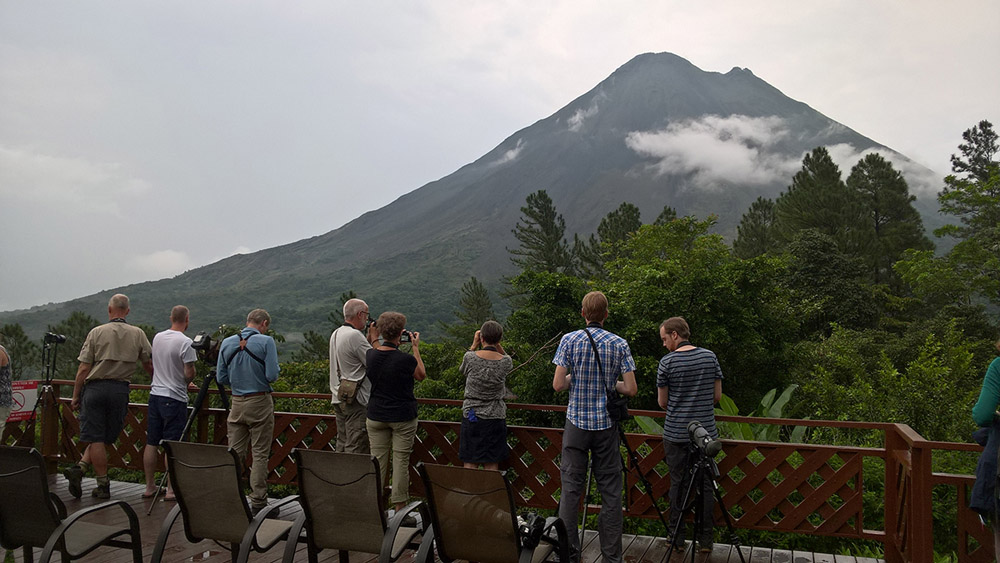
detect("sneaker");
top-left (63, 465), bottom-right (83, 499)
top-left (664, 534), bottom-right (685, 551)
top-left (91, 481), bottom-right (110, 499)
top-left (698, 541), bottom-right (713, 553)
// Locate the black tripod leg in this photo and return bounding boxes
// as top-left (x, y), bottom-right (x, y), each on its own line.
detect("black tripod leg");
top-left (669, 461), bottom-right (700, 553)
top-left (618, 425), bottom-right (671, 531)
top-left (710, 475), bottom-right (747, 563)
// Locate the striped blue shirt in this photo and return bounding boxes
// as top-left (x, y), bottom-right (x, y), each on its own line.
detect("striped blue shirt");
top-left (553, 326), bottom-right (636, 431)
top-left (656, 347), bottom-right (723, 442)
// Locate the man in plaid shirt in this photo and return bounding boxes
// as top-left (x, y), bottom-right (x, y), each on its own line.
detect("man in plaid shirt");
top-left (552, 291), bottom-right (638, 563)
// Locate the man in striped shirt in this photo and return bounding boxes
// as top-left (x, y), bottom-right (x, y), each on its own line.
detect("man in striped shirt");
top-left (656, 316), bottom-right (723, 552)
top-left (553, 291), bottom-right (638, 563)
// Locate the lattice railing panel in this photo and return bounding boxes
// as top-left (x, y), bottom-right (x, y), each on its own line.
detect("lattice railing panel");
top-left (716, 443), bottom-right (863, 536)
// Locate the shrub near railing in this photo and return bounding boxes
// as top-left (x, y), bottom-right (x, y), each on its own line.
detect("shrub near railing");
top-left (8, 381), bottom-right (993, 563)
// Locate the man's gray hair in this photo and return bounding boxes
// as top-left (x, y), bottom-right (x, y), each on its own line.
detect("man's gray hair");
top-left (343, 299), bottom-right (367, 320)
top-left (109, 294), bottom-right (130, 312)
top-left (170, 305), bottom-right (190, 324)
top-left (247, 308), bottom-right (271, 326)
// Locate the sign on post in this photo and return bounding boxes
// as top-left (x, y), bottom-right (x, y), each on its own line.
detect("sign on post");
top-left (8, 380), bottom-right (39, 422)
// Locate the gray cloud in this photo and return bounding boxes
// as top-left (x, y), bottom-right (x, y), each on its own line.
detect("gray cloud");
top-left (626, 115), bottom-right (803, 188)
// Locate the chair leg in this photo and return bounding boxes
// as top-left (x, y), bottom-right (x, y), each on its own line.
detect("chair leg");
top-left (22, 545), bottom-right (34, 563)
top-left (339, 549), bottom-right (349, 563)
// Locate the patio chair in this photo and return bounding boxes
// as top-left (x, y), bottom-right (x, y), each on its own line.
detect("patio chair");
top-left (282, 448), bottom-right (429, 563)
top-left (0, 445), bottom-right (142, 563)
top-left (417, 462), bottom-right (569, 563)
top-left (151, 440), bottom-right (300, 563)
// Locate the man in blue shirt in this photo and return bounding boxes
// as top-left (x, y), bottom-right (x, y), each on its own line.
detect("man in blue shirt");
top-left (216, 308), bottom-right (280, 515)
top-left (552, 291), bottom-right (637, 563)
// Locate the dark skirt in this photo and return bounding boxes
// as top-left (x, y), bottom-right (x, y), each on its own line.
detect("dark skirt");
top-left (459, 416), bottom-right (510, 464)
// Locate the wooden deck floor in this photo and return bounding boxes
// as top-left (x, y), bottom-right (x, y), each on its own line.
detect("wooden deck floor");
top-left (3, 476), bottom-right (883, 563)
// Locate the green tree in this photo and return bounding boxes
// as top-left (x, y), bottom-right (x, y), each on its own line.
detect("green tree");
top-left (0, 323), bottom-right (41, 380)
top-left (897, 120), bottom-right (1000, 306)
top-left (440, 276), bottom-right (497, 342)
top-left (508, 190), bottom-right (572, 273)
top-left (599, 217), bottom-right (797, 408)
top-left (653, 205), bottom-right (678, 225)
top-left (733, 196), bottom-right (777, 259)
top-left (572, 202), bottom-right (644, 279)
top-left (47, 312), bottom-right (100, 378)
top-left (782, 229), bottom-right (879, 337)
top-left (846, 153), bottom-right (932, 286)
top-left (773, 147), bottom-right (868, 253)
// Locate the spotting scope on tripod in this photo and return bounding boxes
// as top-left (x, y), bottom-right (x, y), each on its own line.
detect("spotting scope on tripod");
top-left (669, 421), bottom-right (746, 563)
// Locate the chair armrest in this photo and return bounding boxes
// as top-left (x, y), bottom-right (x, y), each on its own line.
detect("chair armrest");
top-left (49, 492), bottom-right (68, 519)
top-left (239, 495), bottom-right (302, 560)
top-left (151, 504), bottom-right (183, 563)
top-left (381, 500), bottom-right (427, 562)
top-left (41, 500), bottom-right (142, 563)
top-left (281, 512), bottom-right (309, 563)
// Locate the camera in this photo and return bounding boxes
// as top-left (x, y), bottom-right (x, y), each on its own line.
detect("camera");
top-left (44, 332), bottom-right (67, 344)
top-left (365, 316), bottom-right (376, 330)
top-left (400, 330), bottom-right (412, 343)
top-left (191, 331), bottom-right (220, 364)
top-left (688, 421), bottom-right (722, 457)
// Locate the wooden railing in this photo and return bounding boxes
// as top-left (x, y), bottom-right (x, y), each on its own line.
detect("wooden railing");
top-left (0, 381), bottom-right (992, 563)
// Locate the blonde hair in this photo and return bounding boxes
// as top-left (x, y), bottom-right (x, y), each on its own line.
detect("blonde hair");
top-left (581, 291), bottom-right (608, 322)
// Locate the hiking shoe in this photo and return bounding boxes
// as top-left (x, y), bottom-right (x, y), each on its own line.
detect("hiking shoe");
top-left (91, 481), bottom-right (110, 499)
top-left (63, 465), bottom-right (83, 498)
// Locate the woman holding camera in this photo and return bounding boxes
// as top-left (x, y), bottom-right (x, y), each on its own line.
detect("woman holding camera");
top-left (365, 311), bottom-right (425, 513)
top-left (460, 320), bottom-right (513, 470)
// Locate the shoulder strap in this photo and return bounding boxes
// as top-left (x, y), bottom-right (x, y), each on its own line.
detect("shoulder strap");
top-left (582, 328), bottom-right (610, 392)
top-left (224, 332), bottom-right (266, 368)
top-left (332, 329), bottom-right (343, 378)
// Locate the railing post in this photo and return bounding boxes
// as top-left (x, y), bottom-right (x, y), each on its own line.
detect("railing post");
top-left (909, 438), bottom-right (934, 563)
top-left (40, 383), bottom-right (61, 473)
top-left (884, 425), bottom-right (904, 563)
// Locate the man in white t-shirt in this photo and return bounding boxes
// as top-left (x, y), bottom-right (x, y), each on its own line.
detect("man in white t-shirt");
top-left (143, 305), bottom-right (197, 499)
top-left (330, 298), bottom-right (380, 453)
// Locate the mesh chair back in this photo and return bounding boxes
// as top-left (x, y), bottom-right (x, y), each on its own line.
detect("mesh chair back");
top-left (419, 464), bottom-right (519, 563)
top-left (295, 449), bottom-right (387, 553)
top-left (163, 441), bottom-right (252, 544)
top-left (0, 446), bottom-right (61, 549)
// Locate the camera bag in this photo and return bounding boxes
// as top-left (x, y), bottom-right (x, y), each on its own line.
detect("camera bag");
top-left (332, 329), bottom-right (360, 405)
top-left (582, 327), bottom-right (630, 422)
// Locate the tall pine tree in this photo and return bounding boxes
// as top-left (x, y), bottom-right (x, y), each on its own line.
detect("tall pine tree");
top-left (509, 190), bottom-right (572, 273)
top-left (846, 153), bottom-right (932, 286)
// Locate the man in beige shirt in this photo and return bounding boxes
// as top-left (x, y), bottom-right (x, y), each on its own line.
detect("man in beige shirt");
top-left (329, 298), bottom-right (379, 453)
top-left (64, 294), bottom-right (153, 499)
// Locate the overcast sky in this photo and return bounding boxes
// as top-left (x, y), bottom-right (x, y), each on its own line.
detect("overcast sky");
top-left (1, 1), bottom-right (998, 312)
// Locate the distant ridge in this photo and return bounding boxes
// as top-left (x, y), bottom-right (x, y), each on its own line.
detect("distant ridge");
top-left (3, 52), bottom-right (943, 343)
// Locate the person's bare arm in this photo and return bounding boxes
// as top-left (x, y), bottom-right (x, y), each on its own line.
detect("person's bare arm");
top-left (714, 379), bottom-right (722, 404)
top-left (184, 362), bottom-right (197, 384)
top-left (657, 386), bottom-right (669, 410)
top-left (553, 365), bottom-right (571, 392)
top-left (72, 363), bottom-right (92, 411)
top-left (616, 371), bottom-right (638, 397)
top-left (411, 332), bottom-right (426, 381)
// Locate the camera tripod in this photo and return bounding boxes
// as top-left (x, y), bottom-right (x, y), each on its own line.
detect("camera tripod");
top-left (146, 368), bottom-right (230, 511)
top-left (669, 445), bottom-right (746, 563)
top-left (16, 336), bottom-right (70, 450)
